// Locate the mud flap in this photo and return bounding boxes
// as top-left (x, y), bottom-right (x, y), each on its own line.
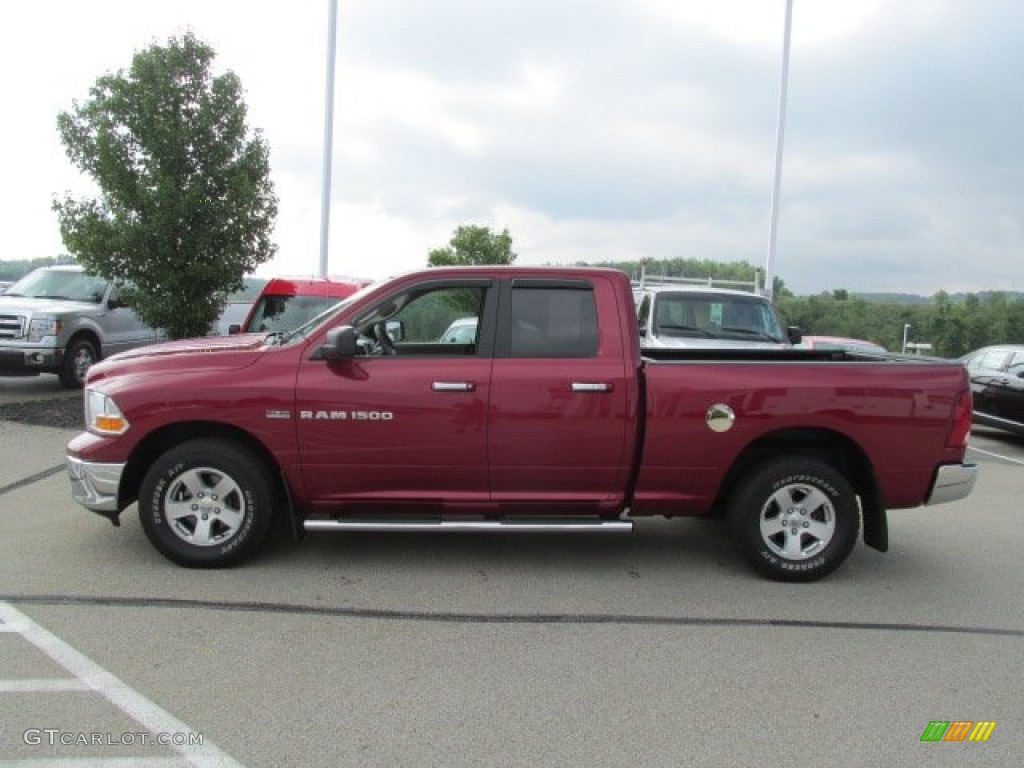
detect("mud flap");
top-left (862, 503), bottom-right (888, 552)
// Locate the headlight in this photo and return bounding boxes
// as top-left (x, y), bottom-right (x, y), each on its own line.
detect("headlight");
top-left (85, 389), bottom-right (130, 436)
top-left (27, 318), bottom-right (62, 342)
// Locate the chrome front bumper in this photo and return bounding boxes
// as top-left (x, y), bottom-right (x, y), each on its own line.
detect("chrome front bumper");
top-left (926, 462), bottom-right (979, 506)
top-left (67, 455), bottom-right (125, 514)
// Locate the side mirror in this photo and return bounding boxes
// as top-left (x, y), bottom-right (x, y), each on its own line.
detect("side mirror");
top-left (107, 297), bottom-right (126, 310)
top-left (318, 325), bottom-right (359, 360)
top-left (228, 324), bottom-right (241, 335)
top-left (787, 326), bottom-right (803, 345)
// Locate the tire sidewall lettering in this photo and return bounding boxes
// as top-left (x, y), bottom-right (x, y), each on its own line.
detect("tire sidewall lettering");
top-left (149, 463), bottom-right (184, 527)
top-left (218, 489), bottom-right (257, 555)
top-left (770, 474), bottom-right (839, 501)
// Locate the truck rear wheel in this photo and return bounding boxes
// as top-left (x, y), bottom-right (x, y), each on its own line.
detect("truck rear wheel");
top-left (727, 457), bottom-right (859, 582)
top-left (139, 439), bottom-right (274, 568)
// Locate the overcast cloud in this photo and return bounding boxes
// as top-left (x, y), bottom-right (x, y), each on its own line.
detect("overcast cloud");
top-left (3, 0), bottom-right (1021, 295)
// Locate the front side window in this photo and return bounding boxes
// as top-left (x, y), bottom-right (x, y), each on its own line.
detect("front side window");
top-left (354, 283), bottom-right (489, 356)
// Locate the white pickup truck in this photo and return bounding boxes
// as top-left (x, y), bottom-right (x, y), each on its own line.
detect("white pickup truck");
top-left (634, 283), bottom-right (801, 349)
top-left (0, 265), bottom-right (161, 388)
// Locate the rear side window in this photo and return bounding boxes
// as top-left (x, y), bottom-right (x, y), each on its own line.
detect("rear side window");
top-left (509, 285), bottom-right (598, 358)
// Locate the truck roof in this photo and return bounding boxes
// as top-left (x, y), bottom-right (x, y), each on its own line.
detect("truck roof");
top-left (258, 275), bottom-right (371, 297)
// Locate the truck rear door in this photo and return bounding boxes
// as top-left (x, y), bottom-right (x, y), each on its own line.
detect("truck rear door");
top-left (488, 276), bottom-right (637, 514)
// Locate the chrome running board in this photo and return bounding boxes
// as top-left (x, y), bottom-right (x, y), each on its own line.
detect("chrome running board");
top-left (304, 518), bottom-right (633, 534)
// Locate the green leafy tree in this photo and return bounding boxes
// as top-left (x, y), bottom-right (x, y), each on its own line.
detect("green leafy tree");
top-left (428, 225), bottom-right (516, 267)
top-left (53, 32), bottom-right (277, 338)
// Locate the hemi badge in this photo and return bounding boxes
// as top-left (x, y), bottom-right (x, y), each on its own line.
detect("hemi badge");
top-left (265, 410), bottom-right (291, 420)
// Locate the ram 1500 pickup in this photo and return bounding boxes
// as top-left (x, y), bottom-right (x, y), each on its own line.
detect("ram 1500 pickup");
top-left (66, 267), bottom-right (977, 581)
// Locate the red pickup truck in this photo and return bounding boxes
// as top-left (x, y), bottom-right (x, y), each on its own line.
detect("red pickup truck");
top-left (67, 266), bottom-right (977, 581)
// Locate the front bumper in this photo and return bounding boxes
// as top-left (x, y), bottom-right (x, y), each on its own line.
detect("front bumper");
top-left (925, 462), bottom-right (979, 506)
top-left (67, 455), bottom-right (125, 520)
top-left (0, 345), bottom-right (61, 375)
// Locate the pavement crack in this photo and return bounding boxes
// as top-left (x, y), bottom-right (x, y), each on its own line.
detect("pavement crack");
top-left (0, 464), bottom-right (66, 497)
top-left (4, 594), bottom-right (1024, 638)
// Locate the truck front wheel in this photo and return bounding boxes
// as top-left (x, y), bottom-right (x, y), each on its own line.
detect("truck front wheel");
top-left (727, 457), bottom-right (859, 582)
top-left (59, 338), bottom-right (97, 388)
top-left (139, 439), bottom-right (274, 568)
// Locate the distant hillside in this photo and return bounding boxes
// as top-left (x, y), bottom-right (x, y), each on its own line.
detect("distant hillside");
top-left (853, 291), bottom-right (1024, 304)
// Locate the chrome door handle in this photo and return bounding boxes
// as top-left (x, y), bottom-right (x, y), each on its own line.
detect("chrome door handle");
top-left (432, 381), bottom-right (476, 392)
top-left (572, 382), bottom-right (613, 393)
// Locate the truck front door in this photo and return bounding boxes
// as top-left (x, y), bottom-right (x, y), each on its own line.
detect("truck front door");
top-left (295, 278), bottom-right (496, 512)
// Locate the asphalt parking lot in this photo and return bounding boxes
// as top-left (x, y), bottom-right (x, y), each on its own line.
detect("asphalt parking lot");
top-left (1, 377), bottom-right (1022, 767)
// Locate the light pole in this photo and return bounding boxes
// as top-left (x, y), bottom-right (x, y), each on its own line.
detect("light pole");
top-left (319, 0), bottom-right (339, 277)
top-left (902, 324), bottom-right (911, 354)
top-left (764, 0), bottom-right (794, 302)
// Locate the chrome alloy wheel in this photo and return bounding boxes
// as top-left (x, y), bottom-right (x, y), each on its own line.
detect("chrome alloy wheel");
top-left (164, 466), bottom-right (246, 547)
top-left (71, 346), bottom-right (95, 384)
top-left (758, 482), bottom-right (836, 560)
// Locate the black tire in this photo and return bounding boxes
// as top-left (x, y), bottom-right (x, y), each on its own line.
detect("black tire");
top-left (139, 439), bottom-right (274, 568)
top-left (59, 337), bottom-right (97, 389)
top-left (727, 457), bottom-right (859, 582)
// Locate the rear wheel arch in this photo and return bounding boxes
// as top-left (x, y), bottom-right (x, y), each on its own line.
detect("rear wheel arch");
top-left (715, 428), bottom-right (884, 549)
top-left (716, 428), bottom-right (877, 507)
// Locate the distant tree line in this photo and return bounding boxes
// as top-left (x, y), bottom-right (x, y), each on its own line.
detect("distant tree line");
top-left (597, 258), bottom-right (1024, 358)
top-left (777, 290), bottom-right (1024, 358)
top-left (0, 256), bottom-right (75, 282)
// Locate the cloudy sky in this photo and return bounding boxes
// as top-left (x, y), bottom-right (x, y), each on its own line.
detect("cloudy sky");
top-left (3, 1), bottom-right (1021, 295)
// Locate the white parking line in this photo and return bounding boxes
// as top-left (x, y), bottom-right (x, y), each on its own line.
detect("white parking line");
top-left (0, 678), bottom-right (90, 692)
top-left (0, 602), bottom-right (245, 768)
top-left (0, 760), bottom-right (190, 767)
top-left (967, 445), bottom-right (1024, 466)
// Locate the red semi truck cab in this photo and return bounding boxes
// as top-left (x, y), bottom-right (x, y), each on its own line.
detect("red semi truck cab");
top-left (67, 266), bottom-right (977, 581)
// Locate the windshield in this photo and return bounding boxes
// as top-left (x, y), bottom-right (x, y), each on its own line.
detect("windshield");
top-left (245, 294), bottom-right (345, 334)
top-left (653, 292), bottom-right (784, 342)
top-left (6, 268), bottom-right (109, 303)
top-left (271, 281), bottom-right (381, 344)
